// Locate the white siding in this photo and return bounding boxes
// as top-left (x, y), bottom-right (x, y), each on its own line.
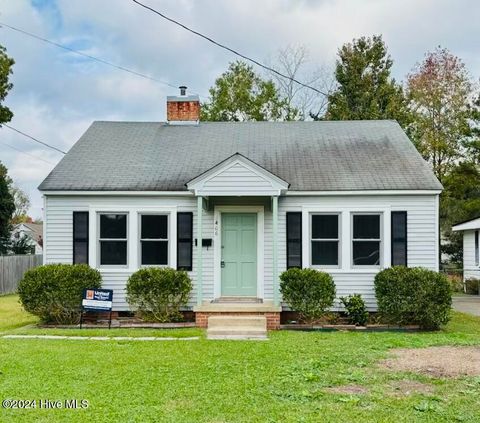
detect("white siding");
top-left (45, 193), bottom-right (439, 311)
top-left (463, 230), bottom-right (480, 280)
top-left (45, 196), bottom-right (202, 310)
top-left (278, 194), bottom-right (439, 310)
top-left (203, 163), bottom-right (273, 193)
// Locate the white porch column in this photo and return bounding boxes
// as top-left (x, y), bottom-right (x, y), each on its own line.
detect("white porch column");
top-left (272, 196), bottom-right (279, 306)
top-left (196, 196), bottom-right (203, 305)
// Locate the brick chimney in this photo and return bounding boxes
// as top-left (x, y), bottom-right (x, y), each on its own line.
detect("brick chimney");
top-left (167, 86), bottom-right (200, 125)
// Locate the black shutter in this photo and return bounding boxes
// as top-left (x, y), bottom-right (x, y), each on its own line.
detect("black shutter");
top-left (286, 212), bottom-right (302, 269)
top-left (73, 212), bottom-right (89, 264)
top-left (177, 212), bottom-right (193, 271)
top-left (391, 211), bottom-right (407, 266)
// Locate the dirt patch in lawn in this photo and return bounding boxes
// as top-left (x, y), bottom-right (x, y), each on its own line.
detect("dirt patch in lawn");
top-left (325, 385), bottom-right (369, 395)
top-left (388, 380), bottom-right (435, 397)
top-left (380, 346), bottom-right (480, 378)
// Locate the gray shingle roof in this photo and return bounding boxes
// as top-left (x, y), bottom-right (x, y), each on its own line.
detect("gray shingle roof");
top-left (38, 120), bottom-right (442, 192)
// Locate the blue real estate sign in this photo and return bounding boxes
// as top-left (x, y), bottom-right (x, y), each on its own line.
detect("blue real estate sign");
top-left (82, 288), bottom-right (113, 311)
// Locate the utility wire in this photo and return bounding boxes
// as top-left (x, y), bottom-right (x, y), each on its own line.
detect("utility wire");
top-left (132, 0), bottom-right (328, 96)
top-left (0, 21), bottom-right (205, 97)
top-left (0, 140), bottom-right (57, 166)
top-left (2, 124), bottom-right (67, 154)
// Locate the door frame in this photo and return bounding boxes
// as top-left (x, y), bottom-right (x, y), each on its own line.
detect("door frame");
top-left (213, 205), bottom-right (264, 299)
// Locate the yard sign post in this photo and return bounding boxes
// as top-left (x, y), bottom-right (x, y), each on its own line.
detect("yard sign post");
top-left (80, 288), bottom-right (114, 329)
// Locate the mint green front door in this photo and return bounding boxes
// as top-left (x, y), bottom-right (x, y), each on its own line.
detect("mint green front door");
top-left (221, 213), bottom-right (257, 296)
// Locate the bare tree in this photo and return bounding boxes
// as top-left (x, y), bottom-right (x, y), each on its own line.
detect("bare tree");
top-left (268, 45), bottom-right (335, 120)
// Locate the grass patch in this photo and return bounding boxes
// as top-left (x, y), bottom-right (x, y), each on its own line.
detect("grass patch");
top-left (1, 296), bottom-right (480, 421)
top-left (0, 294), bottom-right (38, 332)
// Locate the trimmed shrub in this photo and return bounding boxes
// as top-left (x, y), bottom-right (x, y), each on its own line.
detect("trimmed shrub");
top-left (280, 268), bottom-right (336, 323)
top-left (18, 264), bottom-right (102, 324)
top-left (465, 278), bottom-right (479, 295)
top-left (126, 267), bottom-right (192, 322)
top-left (340, 294), bottom-right (369, 326)
top-left (447, 272), bottom-right (464, 293)
top-left (374, 266), bottom-right (452, 329)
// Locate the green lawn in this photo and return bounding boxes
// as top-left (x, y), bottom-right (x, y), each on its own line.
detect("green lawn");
top-left (1, 296), bottom-right (480, 422)
top-left (0, 294), bottom-right (38, 332)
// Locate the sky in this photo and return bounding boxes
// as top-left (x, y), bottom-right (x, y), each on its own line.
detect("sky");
top-left (1, 0), bottom-right (480, 219)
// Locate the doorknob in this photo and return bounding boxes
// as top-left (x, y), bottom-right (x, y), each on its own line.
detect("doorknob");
top-left (221, 261), bottom-right (225, 268)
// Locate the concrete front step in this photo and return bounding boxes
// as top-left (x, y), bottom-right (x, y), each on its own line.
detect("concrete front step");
top-left (208, 316), bottom-right (267, 329)
top-left (207, 315), bottom-right (267, 340)
top-left (207, 334), bottom-right (268, 340)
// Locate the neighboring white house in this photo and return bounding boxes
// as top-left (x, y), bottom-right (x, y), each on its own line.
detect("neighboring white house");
top-left (452, 217), bottom-right (480, 281)
top-left (38, 89), bottom-right (442, 328)
top-left (11, 222), bottom-right (43, 255)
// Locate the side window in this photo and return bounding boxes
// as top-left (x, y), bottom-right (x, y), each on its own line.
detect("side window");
top-left (99, 213), bottom-right (128, 266)
top-left (311, 214), bottom-right (340, 266)
top-left (140, 214), bottom-right (168, 266)
top-left (352, 214), bottom-right (381, 266)
top-left (475, 230), bottom-right (479, 267)
top-left (73, 212), bottom-right (88, 264)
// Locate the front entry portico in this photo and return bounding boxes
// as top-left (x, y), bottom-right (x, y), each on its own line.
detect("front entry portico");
top-left (187, 153), bottom-right (288, 329)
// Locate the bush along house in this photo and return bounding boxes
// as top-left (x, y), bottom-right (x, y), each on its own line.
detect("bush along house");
top-left (39, 87), bottom-right (442, 329)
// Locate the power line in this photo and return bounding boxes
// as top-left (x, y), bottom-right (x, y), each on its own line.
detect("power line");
top-left (2, 124), bottom-right (67, 154)
top-left (132, 0), bottom-right (328, 97)
top-left (0, 21), bottom-right (205, 97)
top-left (0, 140), bottom-right (57, 166)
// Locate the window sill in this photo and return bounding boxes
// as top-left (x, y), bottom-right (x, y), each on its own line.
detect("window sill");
top-left (308, 267), bottom-right (383, 274)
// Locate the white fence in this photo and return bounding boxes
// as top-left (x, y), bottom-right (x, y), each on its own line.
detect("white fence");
top-left (0, 255), bottom-right (43, 295)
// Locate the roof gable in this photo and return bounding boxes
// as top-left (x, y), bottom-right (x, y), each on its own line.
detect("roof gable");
top-left (187, 153), bottom-right (289, 196)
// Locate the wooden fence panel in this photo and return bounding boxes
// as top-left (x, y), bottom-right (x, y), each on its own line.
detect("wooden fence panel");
top-left (0, 255), bottom-right (43, 295)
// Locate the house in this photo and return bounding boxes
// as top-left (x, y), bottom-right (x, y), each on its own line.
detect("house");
top-left (452, 217), bottom-right (480, 282)
top-left (38, 88), bottom-right (442, 329)
top-left (11, 222), bottom-right (43, 255)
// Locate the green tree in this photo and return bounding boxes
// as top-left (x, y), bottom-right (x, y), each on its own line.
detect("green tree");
top-left (406, 47), bottom-right (472, 183)
top-left (441, 162), bottom-right (480, 265)
top-left (325, 35), bottom-right (409, 125)
top-left (0, 44), bottom-right (14, 125)
top-left (10, 235), bottom-right (34, 255)
top-left (0, 162), bottom-right (15, 254)
top-left (201, 60), bottom-right (294, 121)
top-left (10, 186), bottom-right (31, 224)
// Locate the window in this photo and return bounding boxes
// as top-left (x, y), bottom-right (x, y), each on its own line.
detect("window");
top-left (177, 212), bottom-right (193, 271)
top-left (352, 214), bottom-right (381, 266)
top-left (391, 211), bottom-right (407, 266)
top-left (286, 212), bottom-right (302, 268)
top-left (476, 230), bottom-right (479, 267)
top-left (140, 214), bottom-right (168, 265)
top-left (73, 212), bottom-right (88, 264)
top-left (99, 213), bottom-right (127, 265)
top-left (311, 214), bottom-right (339, 266)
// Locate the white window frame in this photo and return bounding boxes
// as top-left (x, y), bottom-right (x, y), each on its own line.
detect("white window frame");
top-left (98, 212), bottom-right (129, 268)
top-left (139, 213), bottom-right (169, 267)
top-left (351, 212), bottom-right (383, 268)
top-left (310, 213), bottom-right (341, 269)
